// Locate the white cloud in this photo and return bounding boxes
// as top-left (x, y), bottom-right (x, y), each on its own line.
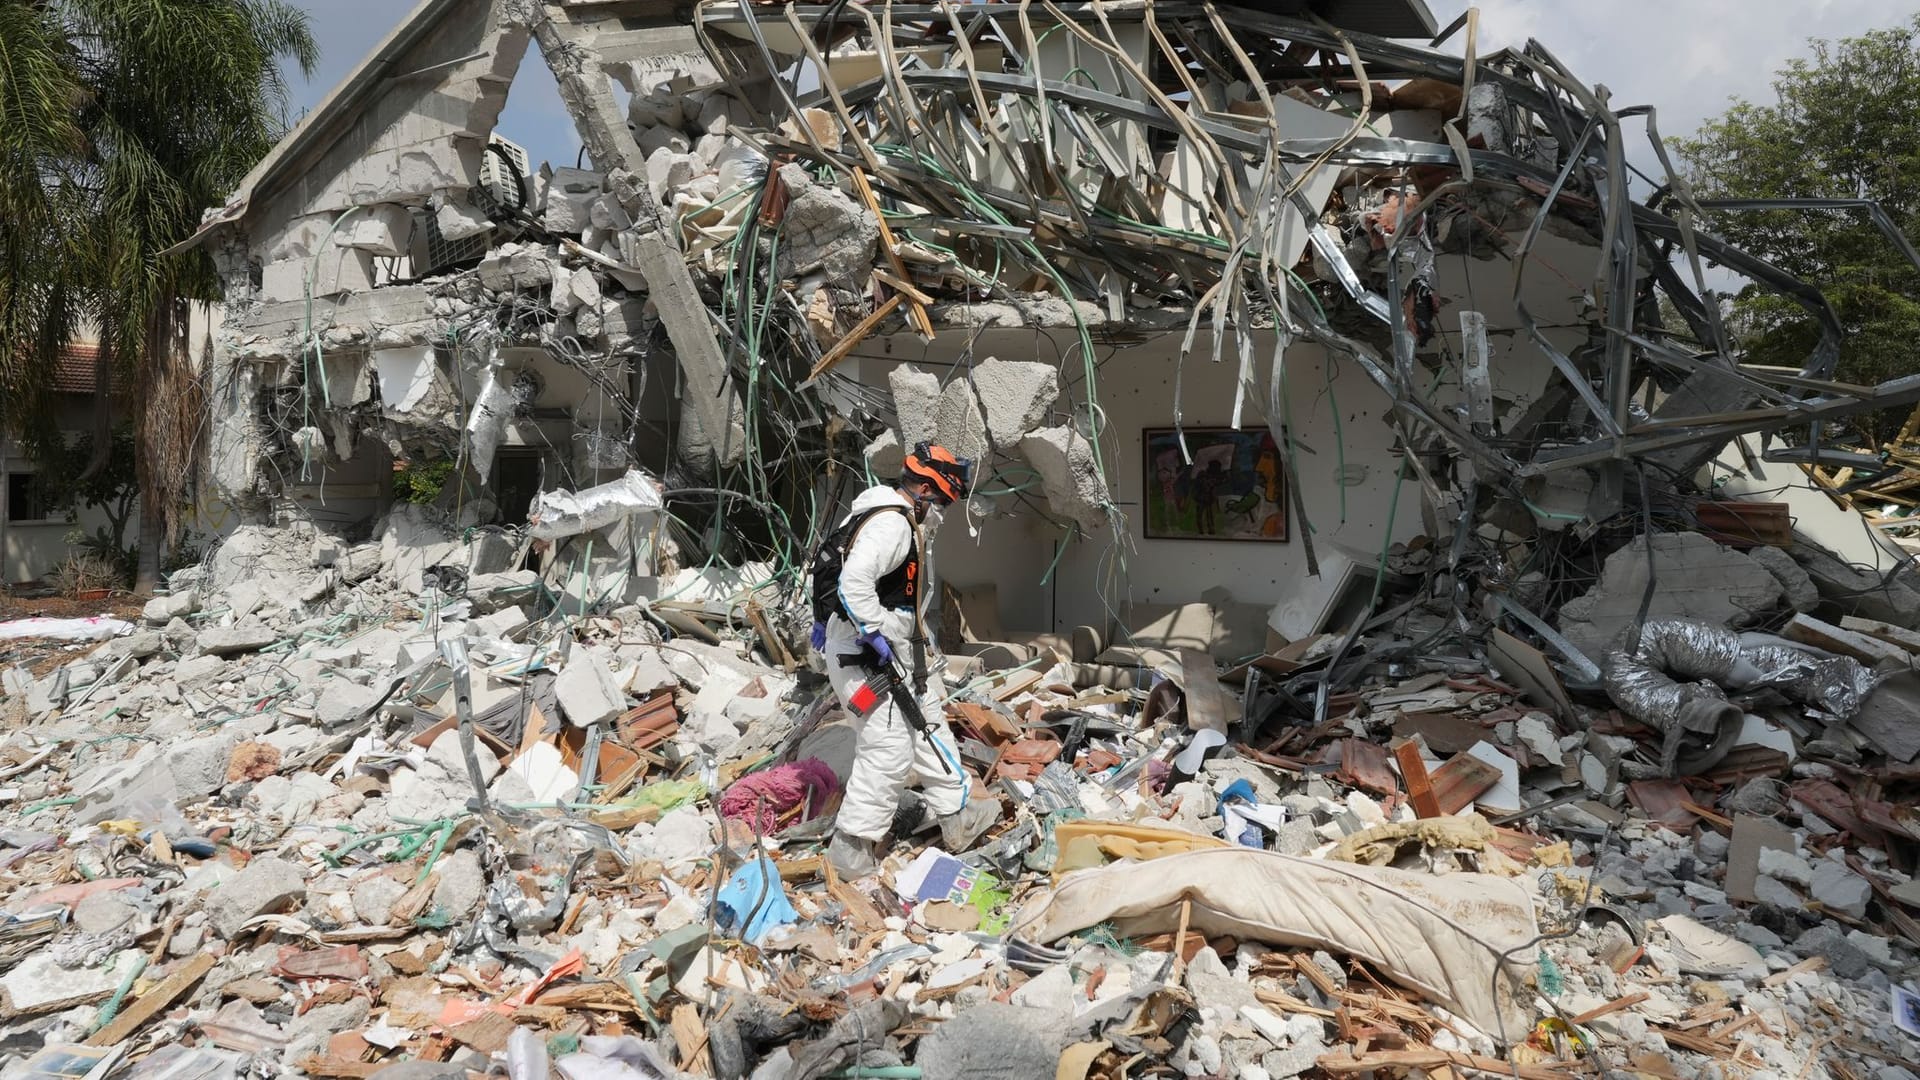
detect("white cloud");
top-left (1430, 0), bottom-right (1915, 139)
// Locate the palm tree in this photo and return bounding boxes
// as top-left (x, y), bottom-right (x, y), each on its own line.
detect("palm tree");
top-left (0, 0), bottom-right (317, 590)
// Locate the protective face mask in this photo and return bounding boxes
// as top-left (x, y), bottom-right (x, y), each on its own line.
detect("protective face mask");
top-left (921, 504), bottom-right (946, 532)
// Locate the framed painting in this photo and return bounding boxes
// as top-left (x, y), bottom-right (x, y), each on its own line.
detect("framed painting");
top-left (1142, 427), bottom-right (1288, 542)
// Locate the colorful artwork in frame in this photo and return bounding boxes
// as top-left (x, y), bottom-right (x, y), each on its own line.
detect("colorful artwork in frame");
top-left (1143, 427), bottom-right (1288, 542)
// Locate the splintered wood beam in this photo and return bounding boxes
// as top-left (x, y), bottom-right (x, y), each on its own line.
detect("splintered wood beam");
top-left (850, 167), bottom-right (936, 340)
top-left (807, 293), bottom-right (905, 382)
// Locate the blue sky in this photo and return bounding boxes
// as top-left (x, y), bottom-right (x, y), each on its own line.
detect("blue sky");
top-left (285, 0), bottom-right (584, 172)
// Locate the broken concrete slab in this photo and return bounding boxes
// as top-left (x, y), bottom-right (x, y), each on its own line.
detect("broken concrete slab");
top-left (1748, 545), bottom-right (1820, 613)
top-left (1846, 668), bottom-right (1920, 763)
top-left (431, 849), bottom-right (486, 918)
top-left (143, 591), bottom-right (200, 625)
top-left (197, 626), bottom-right (279, 657)
top-left (207, 856), bottom-right (307, 939)
top-left (931, 378), bottom-right (989, 464)
top-left (970, 358), bottom-right (1059, 446)
top-left (0, 948), bottom-right (144, 1017)
top-left (1809, 859), bottom-right (1872, 919)
top-left (1556, 532), bottom-right (1784, 661)
top-left (1019, 425), bottom-right (1111, 533)
top-left (889, 364), bottom-right (941, 448)
top-left (773, 162), bottom-right (877, 290)
top-left (316, 678), bottom-right (382, 730)
top-left (556, 652), bottom-right (628, 728)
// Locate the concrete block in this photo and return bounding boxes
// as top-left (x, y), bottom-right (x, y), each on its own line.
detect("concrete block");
top-left (207, 856), bottom-right (307, 939)
top-left (543, 168), bottom-right (604, 234)
top-left (1747, 545), bottom-right (1819, 612)
top-left (352, 875), bottom-right (408, 925)
top-left (637, 125), bottom-right (692, 160)
top-left (1556, 533), bottom-right (1783, 661)
top-left (645, 149), bottom-right (699, 205)
top-left (932, 378), bottom-right (989, 463)
top-left (696, 93), bottom-right (733, 135)
top-left (431, 849), bottom-right (485, 918)
top-left (550, 266), bottom-right (585, 315)
top-left (338, 204), bottom-right (413, 257)
top-left (571, 268), bottom-right (603, 311)
top-left (260, 250), bottom-right (376, 302)
top-left (773, 163), bottom-right (876, 290)
top-left (316, 678), bottom-right (381, 730)
top-left (889, 365), bottom-right (941, 448)
top-left (165, 732), bottom-right (239, 798)
top-left (627, 89), bottom-right (687, 131)
top-left (1019, 425), bottom-right (1112, 533)
top-left (1810, 860), bottom-right (1872, 918)
top-left (555, 654), bottom-right (628, 728)
top-left (970, 357), bottom-right (1058, 445)
top-left (197, 625), bottom-right (278, 656)
top-left (475, 243), bottom-right (555, 293)
top-left (864, 428), bottom-right (905, 477)
top-left (915, 1002), bottom-right (1067, 1080)
top-left (435, 196), bottom-right (493, 242)
top-left (144, 590), bottom-right (199, 625)
top-left (175, 654), bottom-right (228, 687)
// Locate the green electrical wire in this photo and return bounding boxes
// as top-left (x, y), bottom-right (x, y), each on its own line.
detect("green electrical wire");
top-left (88, 954), bottom-right (149, 1035)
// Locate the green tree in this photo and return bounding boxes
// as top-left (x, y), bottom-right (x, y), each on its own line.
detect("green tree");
top-left (1675, 17), bottom-right (1920, 444)
top-left (0, 1), bottom-right (316, 589)
top-left (34, 426), bottom-right (141, 581)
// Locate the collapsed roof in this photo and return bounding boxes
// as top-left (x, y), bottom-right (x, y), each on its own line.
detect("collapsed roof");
top-left (180, 0), bottom-right (1920, 677)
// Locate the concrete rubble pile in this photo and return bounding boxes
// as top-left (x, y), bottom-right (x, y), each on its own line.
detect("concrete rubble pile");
top-left (5, 506), bottom-right (1920, 1079)
top-left (10, 0), bottom-right (1920, 1078)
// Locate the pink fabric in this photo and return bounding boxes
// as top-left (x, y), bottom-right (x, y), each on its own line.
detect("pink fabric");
top-left (720, 758), bottom-right (842, 833)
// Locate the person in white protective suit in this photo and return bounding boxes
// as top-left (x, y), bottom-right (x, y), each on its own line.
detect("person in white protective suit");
top-left (812, 442), bottom-right (999, 878)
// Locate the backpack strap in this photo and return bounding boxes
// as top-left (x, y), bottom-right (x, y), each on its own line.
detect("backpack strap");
top-left (832, 503), bottom-right (917, 625)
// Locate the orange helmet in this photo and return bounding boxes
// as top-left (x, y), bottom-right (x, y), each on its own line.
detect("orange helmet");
top-left (901, 441), bottom-right (974, 505)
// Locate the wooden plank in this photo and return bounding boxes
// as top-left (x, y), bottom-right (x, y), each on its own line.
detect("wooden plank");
top-left (85, 952), bottom-right (217, 1046)
top-left (294, 1059), bottom-right (384, 1079)
top-left (806, 293), bottom-right (904, 382)
top-left (672, 1004), bottom-right (712, 1076)
top-left (822, 862), bottom-right (885, 934)
top-left (1568, 993), bottom-right (1649, 1025)
top-left (1839, 616), bottom-right (1920, 656)
top-left (1315, 1049), bottom-right (1579, 1079)
top-left (1428, 754), bottom-right (1501, 815)
top-left (849, 167), bottom-right (935, 339)
top-left (1679, 801), bottom-right (1733, 830)
top-left (1395, 742), bottom-right (1442, 819)
top-left (1177, 649), bottom-right (1234, 735)
top-left (1781, 613), bottom-right (1908, 665)
top-left (873, 267), bottom-right (936, 306)
top-left (990, 667), bottom-right (1045, 702)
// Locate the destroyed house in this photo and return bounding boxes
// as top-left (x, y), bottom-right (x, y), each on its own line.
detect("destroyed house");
top-left (180, 0), bottom-right (1920, 686)
top-left (15, 3), bottom-right (1920, 1073)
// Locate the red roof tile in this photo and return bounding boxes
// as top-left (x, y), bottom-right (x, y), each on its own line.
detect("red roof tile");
top-left (52, 343), bottom-right (102, 396)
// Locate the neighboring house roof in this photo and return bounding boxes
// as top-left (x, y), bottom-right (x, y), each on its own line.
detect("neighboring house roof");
top-left (52, 343), bottom-right (105, 396)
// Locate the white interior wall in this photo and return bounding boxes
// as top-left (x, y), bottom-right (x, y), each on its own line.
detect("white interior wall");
top-left (1046, 333), bottom-right (1426, 636)
top-left (849, 221), bottom-right (1602, 640)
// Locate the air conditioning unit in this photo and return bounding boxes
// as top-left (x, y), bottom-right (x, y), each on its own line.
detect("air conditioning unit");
top-left (411, 202), bottom-right (491, 277)
top-left (406, 135), bottom-right (532, 278)
top-left (475, 134), bottom-right (531, 217)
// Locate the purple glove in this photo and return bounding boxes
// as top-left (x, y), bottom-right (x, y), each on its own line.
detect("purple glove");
top-left (857, 629), bottom-right (895, 666)
top-left (810, 622), bottom-right (827, 651)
